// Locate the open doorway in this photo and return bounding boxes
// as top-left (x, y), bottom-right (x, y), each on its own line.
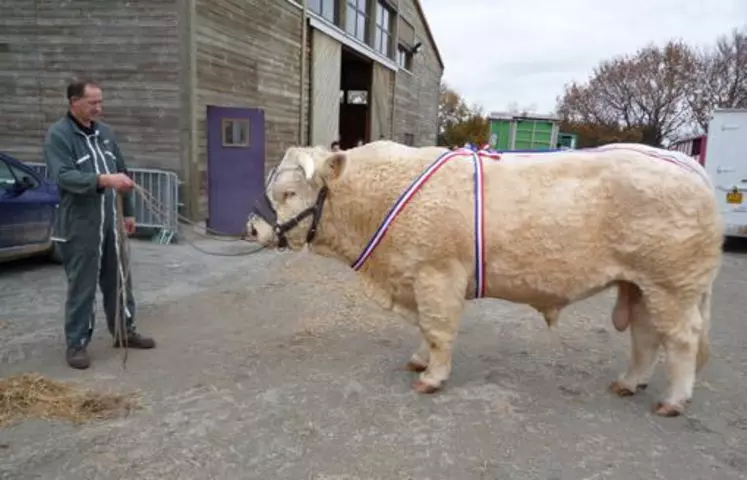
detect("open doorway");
top-left (339, 47), bottom-right (372, 150)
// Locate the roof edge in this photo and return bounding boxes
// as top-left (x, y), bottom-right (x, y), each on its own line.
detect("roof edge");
top-left (488, 111), bottom-right (561, 122)
top-left (412, 0), bottom-right (445, 72)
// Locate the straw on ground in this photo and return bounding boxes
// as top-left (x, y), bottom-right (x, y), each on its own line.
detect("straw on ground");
top-left (0, 373), bottom-right (140, 428)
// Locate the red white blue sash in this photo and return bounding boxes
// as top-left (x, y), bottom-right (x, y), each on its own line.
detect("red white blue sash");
top-left (350, 146), bottom-right (500, 298)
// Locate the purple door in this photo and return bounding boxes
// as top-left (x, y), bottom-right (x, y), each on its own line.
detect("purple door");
top-left (206, 106), bottom-right (266, 235)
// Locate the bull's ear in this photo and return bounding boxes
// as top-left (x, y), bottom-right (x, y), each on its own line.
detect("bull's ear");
top-left (319, 152), bottom-right (347, 182)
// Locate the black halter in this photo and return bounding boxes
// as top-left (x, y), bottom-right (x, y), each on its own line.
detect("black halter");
top-left (251, 186), bottom-right (329, 248)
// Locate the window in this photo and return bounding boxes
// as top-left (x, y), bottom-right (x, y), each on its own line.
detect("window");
top-left (692, 137), bottom-right (702, 156)
top-left (221, 118), bottom-right (250, 147)
top-left (403, 133), bottom-right (414, 146)
top-left (309, 0), bottom-right (336, 23)
top-left (397, 44), bottom-right (413, 70)
top-left (0, 160), bottom-right (16, 188)
top-left (346, 0), bottom-right (368, 43)
top-left (346, 90), bottom-right (368, 104)
top-left (374, 1), bottom-right (392, 57)
top-left (0, 159), bottom-right (37, 189)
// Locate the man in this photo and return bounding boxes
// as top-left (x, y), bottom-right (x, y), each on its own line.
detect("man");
top-left (43, 79), bottom-right (156, 370)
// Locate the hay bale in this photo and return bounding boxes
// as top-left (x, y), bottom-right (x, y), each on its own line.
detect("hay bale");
top-left (0, 373), bottom-right (140, 428)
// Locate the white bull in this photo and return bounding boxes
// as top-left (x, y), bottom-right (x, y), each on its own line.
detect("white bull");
top-left (246, 140), bottom-right (723, 417)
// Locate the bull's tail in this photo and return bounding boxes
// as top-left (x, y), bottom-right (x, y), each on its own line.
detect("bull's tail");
top-left (695, 283), bottom-right (713, 373)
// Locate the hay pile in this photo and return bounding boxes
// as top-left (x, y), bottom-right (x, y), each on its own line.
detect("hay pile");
top-left (0, 373), bottom-right (140, 428)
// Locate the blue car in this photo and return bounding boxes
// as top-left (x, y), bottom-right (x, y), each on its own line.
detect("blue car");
top-left (0, 152), bottom-right (62, 264)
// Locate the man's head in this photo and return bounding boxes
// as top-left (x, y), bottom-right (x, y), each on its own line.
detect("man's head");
top-left (67, 79), bottom-right (103, 124)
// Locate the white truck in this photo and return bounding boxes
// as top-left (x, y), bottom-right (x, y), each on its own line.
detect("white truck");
top-left (703, 108), bottom-right (747, 238)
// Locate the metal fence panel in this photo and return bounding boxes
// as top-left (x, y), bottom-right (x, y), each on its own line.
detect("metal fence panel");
top-left (24, 162), bottom-right (181, 244)
top-left (129, 168), bottom-right (180, 244)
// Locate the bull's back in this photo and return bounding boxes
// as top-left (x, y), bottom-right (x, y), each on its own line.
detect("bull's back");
top-left (478, 148), bottom-right (720, 301)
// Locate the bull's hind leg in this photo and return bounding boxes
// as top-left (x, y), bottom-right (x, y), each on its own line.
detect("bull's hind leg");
top-left (610, 293), bottom-right (661, 397)
top-left (639, 288), bottom-right (704, 417)
top-left (655, 303), bottom-right (703, 417)
top-left (410, 262), bottom-right (468, 394)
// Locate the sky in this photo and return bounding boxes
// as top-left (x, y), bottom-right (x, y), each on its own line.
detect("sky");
top-left (422, 0), bottom-right (747, 116)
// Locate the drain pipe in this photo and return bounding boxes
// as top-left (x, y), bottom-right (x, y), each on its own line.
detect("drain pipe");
top-left (299, 0), bottom-right (308, 145)
top-left (389, 67), bottom-right (397, 140)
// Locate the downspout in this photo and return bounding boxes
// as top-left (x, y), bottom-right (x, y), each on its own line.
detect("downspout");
top-left (299, 0), bottom-right (308, 145)
top-left (185, 0), bottom-right (198, 220)
top-left (389, 67), bottom-right (397, 140)
top-left (389, 8), bottom-right (399, 141)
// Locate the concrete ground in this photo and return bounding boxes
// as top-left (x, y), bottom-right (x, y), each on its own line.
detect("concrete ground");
top-left (1, 234), bottom-right (746, 480)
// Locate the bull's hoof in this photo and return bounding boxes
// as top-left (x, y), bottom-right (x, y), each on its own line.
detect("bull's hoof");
top-left (405, 360), bottom-right (428, 372)
top-left (413, 379), bottom-right (441, 394)
top-left (653, 401), bottom-right (684, 417)
top-left (609, 380), bottom-right (636, 397)
top-left (609, 381), bottom-right (648, 397)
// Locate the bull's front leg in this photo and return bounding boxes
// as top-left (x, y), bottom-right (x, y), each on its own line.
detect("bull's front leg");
top-left (410, 262), bottom-right (468, 394)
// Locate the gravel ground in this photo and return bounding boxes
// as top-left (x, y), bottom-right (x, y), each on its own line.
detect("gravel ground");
top-left (1, 234), bottom-right (746, 480)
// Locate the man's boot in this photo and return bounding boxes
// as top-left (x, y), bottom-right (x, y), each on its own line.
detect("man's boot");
top-left (113, 332), bottom-right (156, 349)
top-left (66, 346), bottom-right (90, 369)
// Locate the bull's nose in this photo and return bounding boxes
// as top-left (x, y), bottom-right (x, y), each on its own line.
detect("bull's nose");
top-left (242, 224), bottom-right (258, 241)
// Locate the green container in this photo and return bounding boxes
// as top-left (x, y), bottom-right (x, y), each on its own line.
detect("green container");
top-left (488, 112), bottom-right (560, 151)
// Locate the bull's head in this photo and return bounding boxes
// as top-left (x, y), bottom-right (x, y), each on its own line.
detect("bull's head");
top-left (245, 145), bottom-right (347, 250)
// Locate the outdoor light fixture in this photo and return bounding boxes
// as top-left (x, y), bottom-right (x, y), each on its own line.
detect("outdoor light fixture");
top-left (411, 42), bottom-right (422, 54)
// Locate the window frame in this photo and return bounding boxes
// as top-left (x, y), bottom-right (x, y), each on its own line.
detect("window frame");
top-left (221, 118), bottom-right (251, 148)
top-left (345, 0), bottom-right (369, 43)
top-left (0, 158), bottom-right (39, 190)
top-left (346, 89), bottom-right (368, 105)
top-left (396, 44), bottom-right (413, 71)
top-left (309, 0), bottom-right (337, 24)
top-left (0, 159), bottom-right (17, 189)
top-left (373, 1), bottom-right (393, 58)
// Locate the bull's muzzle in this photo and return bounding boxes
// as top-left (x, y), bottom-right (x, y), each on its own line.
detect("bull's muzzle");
top-left (249, 187), bottom-right (329, 249)
top-left (251, 194), bottom-right (279, 228)
top-left (240, 221), bottom-right (258, 241)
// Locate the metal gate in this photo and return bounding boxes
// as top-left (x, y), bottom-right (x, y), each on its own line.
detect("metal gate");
top-left (25, 162), bottom-right (182, 244)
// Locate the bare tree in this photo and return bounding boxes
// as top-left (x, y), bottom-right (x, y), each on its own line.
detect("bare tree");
top-left (557, 40), bottom-right (696, 146)
top-left (686, 26), bottom-right (747, 132)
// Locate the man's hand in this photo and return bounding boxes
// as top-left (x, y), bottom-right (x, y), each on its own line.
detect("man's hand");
top-left (123, 217), bottom-right (136, 235)
top-left (98, 173), bottom-right (134, 192)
